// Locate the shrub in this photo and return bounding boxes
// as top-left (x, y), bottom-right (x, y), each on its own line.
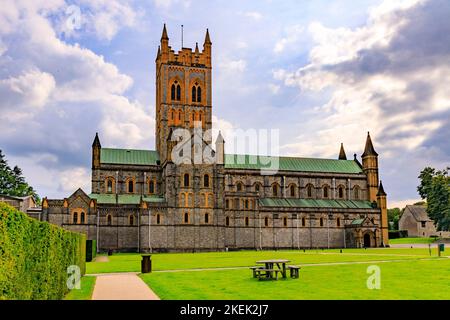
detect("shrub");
top-left (0, 203), bottom-right (86, 300)
top-left (86, 240), bottom-right (97, 262)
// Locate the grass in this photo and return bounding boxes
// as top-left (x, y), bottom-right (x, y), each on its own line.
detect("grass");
top-left (85, 248), bottom-right (449, 300)
top-left (86, 248), bottom-right (444, 274)
top-left (64, 276), bottom-right (96, 300)
top-left (140, 259), bottom-right (450, 300)
top-left (389, 237), bottom-right (437, 244)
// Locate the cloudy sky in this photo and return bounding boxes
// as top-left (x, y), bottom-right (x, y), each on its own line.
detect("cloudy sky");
top-left (0, 0), bottom-right (449, 208)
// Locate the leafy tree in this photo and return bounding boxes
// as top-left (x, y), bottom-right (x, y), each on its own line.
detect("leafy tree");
top-left (417, 167), bottom-right (450, 231)
top-left (418, 167), bottom-right (436, 199)
top-left (388, 207), bottom-right (402, 230)
top-left (0, 150), bottom-right (40, 204)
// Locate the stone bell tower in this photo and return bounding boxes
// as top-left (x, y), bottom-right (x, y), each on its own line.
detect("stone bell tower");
top-left (155, 24), bottom-right (213, 164)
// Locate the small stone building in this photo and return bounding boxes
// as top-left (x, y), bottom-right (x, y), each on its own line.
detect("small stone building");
top-left (399, 205), bottom-right (450, 238)
top-left (0, 194), bottom-right (40, 218)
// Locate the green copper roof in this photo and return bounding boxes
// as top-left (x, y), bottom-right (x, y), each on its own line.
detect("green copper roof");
top-left (259, 198), bottom-right (373, 209)
top-left (89, 193), bottom-right (165, 205)
top-left (351, 218), bottom-right (365, 225)
top-left (224, 154), bottom-right (363, 174)
top-left (100, 148), bottom-right (160, 166)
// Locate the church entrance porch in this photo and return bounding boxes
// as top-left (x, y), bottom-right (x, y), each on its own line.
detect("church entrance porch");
top-left (345, 217), bottom-right (380, 248)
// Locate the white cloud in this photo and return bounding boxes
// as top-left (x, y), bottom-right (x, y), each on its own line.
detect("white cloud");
top-left (273, 0), bottom-right (450, 202)
top-left (218, 58), bottom-right (247, 74)
top-left (152, 0), bottom-right (191, 9)
top-left (242, 11), bottom-right (263, 21)
top-left (0, 0), bottom-right (153, 199)
top-left (274, 24), bottom-right (305, 54)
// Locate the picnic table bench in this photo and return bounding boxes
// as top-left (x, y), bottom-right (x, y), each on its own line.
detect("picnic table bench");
top-left (287, 265), bottom-right (301, 279)
top-left (252, 268), bottom-right (283, 280)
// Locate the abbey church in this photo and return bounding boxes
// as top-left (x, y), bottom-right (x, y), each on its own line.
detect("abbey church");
top-left (39, 25), bottom-right (389, 252)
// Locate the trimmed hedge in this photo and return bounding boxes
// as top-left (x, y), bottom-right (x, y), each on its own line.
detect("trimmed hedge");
top-left (86, 240), bottom-right (97, 262)
top-left (0, 203), bottom-right (86, 300)
top-left (389, 230), bottom-right (409, 239)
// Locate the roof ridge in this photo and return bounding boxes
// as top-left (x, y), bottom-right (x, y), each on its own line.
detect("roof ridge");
top-left (226, 153), bottom-right (355, 162)
top-left (102, 147), bottom-right (158, 152)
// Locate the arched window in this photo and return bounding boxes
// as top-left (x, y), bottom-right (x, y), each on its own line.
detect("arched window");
top-left (236, 182), bottom-right (243, 192)
top-left (320, 217), bottom-right (324, 227)
top-left (149, 180), bottom-right (155, 194)
top-left (283, 217), bottom-right (288, 227)
top-left (307, 184), bottom-right (313, 198)
top-left (192, 86), bottom-right (196, 102)
top-left (176, 84), bottom-right (181, 101)
top-left (323, 186), bottom-right (329, 198)
top-left (264, 216), bottom-right (269, 227)
top-left (290, 185), bottom-right (295, 197)
top-left (302, 217), bottom-right (306, 227)
top-left (80, 212), bottom-right (85, 224)
top-left (337, 218), bottom-right (341, 227)
top-left (184, 173), bottom-right (190, 187)
top-left (204, 174), bottom-right (210, 187)
top-left (107, 214), bottom-right (112, 226)
top-left (184, 212), bottom-right (189, 224)
top-left (272, 184), bottom-right (278, 197)
top-left (73, 212), bottom-right (78, 224)
top-left (338, 186), bottom-right (345, 199)
top-left (171, 84), bottom-right (176, 100)
top-left (156, 214), bottom-right (161, 225)
top-left (106, 178), bottom-right (114, 193)
top-left (129, 215), bottom-right (134, 226)
top-left (225, 216), bottom-right (230, 226)
top-left (245, 217), bottom-right (249, 227)
top-left (255, 183), bottom-right (260, 192)
top-left (225, 199), bottom-right (230, 209)
top-left (128, 179), bottom-right (134, 193)
top-left (354, 187), bottom-right (360, 200)
top-left (245, 199), bottom-right (249, 209)
top-left (178, 110), bottom-right (182, 120)
top-left (234, 198), bottom-right (240, 209)
top-left (204, 213), bottom-right (209, 224)
top-left (199, 113), bottom-right (202, 121)
top-left (197, 86), bottom-right (201, 102)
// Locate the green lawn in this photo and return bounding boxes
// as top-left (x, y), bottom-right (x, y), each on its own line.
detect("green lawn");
top-left (389, 237), bottom-right (437, 244)
top-left (140, 259), bottom-right (450, 300)
top-left (85, 248), bottom-right (449, 300)
top-left (64, 276), bottom-right (96, 300)
top-left (86, 248), bottom-right (444, 274)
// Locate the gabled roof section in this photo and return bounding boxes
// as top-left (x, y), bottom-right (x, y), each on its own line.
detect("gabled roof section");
top-left (100, 148), bottom-right (160, 166)
top-left (404, 205), bottom-right (430, 222)
top-left (259, 198), bottom-right (373, 209)
top-left (225, 154), bottom-right (363, 174)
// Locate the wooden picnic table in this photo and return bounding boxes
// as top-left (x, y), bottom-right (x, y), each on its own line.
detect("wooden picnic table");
top-left (256, 259), bottom-right (291, 279)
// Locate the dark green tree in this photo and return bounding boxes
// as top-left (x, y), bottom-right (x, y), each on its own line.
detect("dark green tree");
top-left (417, 167), bottom-right (450, 231)
top-left (0, 150), bottom-right (40, 203)
top-left (387, 207), bottom-right (401, 230)
top-left (417, 167), bottom-right (436, 199)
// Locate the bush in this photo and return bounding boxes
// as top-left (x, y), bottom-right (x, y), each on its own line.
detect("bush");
top-left (0, 203), bottom-right (86, 300)
top-left (86, 240), bottom-right (97, 262)
top-left (389, 230), bottom-right (409, 239)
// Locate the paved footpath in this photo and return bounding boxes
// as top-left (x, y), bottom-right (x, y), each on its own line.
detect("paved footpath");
top-left (91, 273), bottom-right (160, 300)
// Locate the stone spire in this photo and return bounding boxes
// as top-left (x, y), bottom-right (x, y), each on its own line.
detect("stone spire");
top-left (92, 132), bottom-right (101, 148)
top-left (338, 143), bottom-right (347, 160)
top-left (204, 28), bottom-right (212, 45)
top-left (377, 180), bottom-right (387, 196)
top-left (362, 132), bottom-right (378, 157)
top-left (161, 23), bottom-right (169, 40)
